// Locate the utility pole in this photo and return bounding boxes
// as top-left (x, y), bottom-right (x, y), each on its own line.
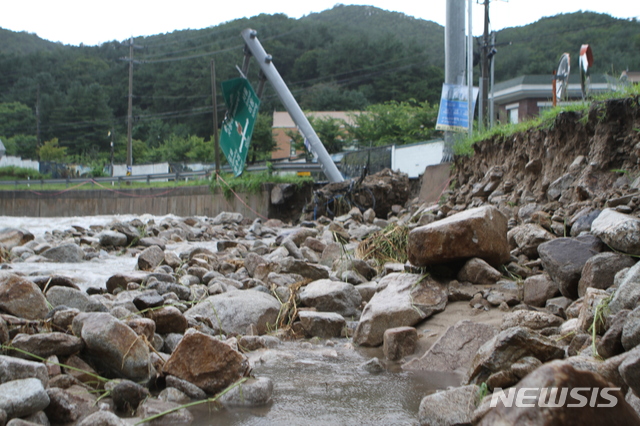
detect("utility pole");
top-left (36, 84), bottom-right (41, 148)
top-left (126, 37), bottom-right (134, 169)
top-left (479, 0), bottom-right (490, 131)
top-left (443, 0), bottom-right (466, 163)
top-left (240, 29), bottom-right (344, 183)
top-left (467, 0), bottom-right (474, 138)
top-left (121, 38), bottom-right (143, 170)
top-left (211, 59), bottom-right (220, 175)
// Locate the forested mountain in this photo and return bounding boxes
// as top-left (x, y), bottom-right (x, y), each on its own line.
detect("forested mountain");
top-left (0, 5), bottom-right (638, 166)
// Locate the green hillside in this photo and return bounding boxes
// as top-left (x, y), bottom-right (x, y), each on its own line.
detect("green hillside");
top-left (0, 6), bottom-right (637, 165)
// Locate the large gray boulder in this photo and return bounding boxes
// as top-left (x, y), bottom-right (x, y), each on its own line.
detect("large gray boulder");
top-left (353, 273), bottom-right (447, 346)
top-left (298, 279), bottom-right (362, 317)
top-left (71, 312), bottom-right (153, 382)
top-left (0, 378), bottom-right (50, 419)
top-left (408, 206), bottom-right (510, 268)
top-left (184, 290), bottom-right (281, 335)
top-left (465, 327), bottom-right (564, 385)
top-left (508, 223), bottom-right (556, 258)
top-left (419, 385), bottom-right (480, 426)
top-left (538, 235), bottom-right (604, 299)
top-left (609, 261), bottom-right (640, 314)
top-left (41, 243), bottom-right (85, 263)
top-left (0, 355), bottom-right (49, 387)
top-left (403, 320), bottom-right (498, 374)
top-left (592, 208), bottom-right (640, 255)
top-left (577, 252), bottom-right (636, 298)
top-left (0, 272), bottom-right (48, 320)
top-left (478, 362), bottom-right (639, 425)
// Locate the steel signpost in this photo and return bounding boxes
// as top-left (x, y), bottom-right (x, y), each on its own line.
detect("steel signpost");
top-left (219, 77), bottom-right (260, 176)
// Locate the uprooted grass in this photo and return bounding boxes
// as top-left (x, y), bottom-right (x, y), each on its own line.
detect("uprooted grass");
top-left (356, 223), bottom-right (409, 270)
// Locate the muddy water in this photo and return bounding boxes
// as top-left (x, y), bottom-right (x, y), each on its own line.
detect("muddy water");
top-left (192, 340), bottom-right (462, 426)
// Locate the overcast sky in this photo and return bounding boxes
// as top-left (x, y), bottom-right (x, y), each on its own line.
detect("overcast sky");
top-left (1, 1), bottom-right (637, 46)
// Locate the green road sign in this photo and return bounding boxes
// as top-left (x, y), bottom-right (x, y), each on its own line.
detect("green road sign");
top-left (220, 78), bottom-right (260, 176)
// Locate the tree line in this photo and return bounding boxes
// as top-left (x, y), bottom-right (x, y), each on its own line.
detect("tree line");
top-left (0, 6), bottom-right (637, 170)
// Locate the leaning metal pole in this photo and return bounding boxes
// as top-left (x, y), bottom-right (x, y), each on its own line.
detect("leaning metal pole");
top-left (241, 29), bottom-right (344, 183)
top-left (443, 0), bottom-right (466, 163)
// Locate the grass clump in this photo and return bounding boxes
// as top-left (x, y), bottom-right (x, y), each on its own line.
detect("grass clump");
top-left (357, 223), bottom-right (409, 270)
top-left (210, 171), bottom-right (313, 199)
top-left (453, 84), bottom-right (640, 157)
top-left (0, 166), bottom-right (49, 180)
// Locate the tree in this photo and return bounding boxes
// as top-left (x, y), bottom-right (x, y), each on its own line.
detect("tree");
top-left (0, 102), bottom-right (35, 137)
top-left (346, 100), bottom-right (440, 147)
top-left (248, 113), bottom-right (277, 163)
top-left (38, 138), bottom-right (67, 162)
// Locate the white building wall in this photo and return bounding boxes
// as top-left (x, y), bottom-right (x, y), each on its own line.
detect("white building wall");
top-left (0, 156), bottom-right (40, 170)
top-left (391, 141), bottom-right (444, 178)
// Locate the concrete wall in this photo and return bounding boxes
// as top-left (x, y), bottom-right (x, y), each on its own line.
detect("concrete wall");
top-left (392, 141), bottom-right (444, 179)
top-left (0, 156), bottom-right (39, 170)
top-left (0, 185), bottom-right (271, 219)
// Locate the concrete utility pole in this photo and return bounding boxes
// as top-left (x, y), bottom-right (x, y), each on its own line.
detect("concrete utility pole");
top-left (443, 0), bottom-right (466, 163)
top-left (240, 29), bottom-right (344, 183)
top-left (479, 0), bottom-right (490, 131)
top-left (467, 0), bottom-right (474, 138)
top-left (211, 59), bottom-right (221, 174)
top-left (127, 37), bottom-right (134, 168)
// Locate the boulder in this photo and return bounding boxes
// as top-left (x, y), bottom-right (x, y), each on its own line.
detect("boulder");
top-left (0, 272), bottom-right (49, 320)
top-left (44, 386), bottom-right (97, 424)
top-left (137, 245), bottom-right (165, 271)
top-left (71, 312), bottom-right (153, 382)
top-left (508, 223), bottom-right (556, 258)
top-left (0, 228), bottom-right (34, 250)
top-left (218, 377), bottom-right (273, 407)
top-left (184, 290), bottom-right (281, 335)
top-left (465, 327), bottom-right (564, 385)
top-left (46, 286), bottom-right (106, 312)
top-left (478, 362), bottom-right (639, 425)
top-left (622, 305), bottom-right (640, 351)
top-left (298, 280), bottom-right (362, 317)
top-left (578, 252), bottom-right (636, 297)
top-left (592, 208), bottom-right (640, 255)
top-left (0, 355), bottom-right (49, 387)
top-left (41, 243), bottom-right (85, 263)
top-left (162, 330), bottom-right (250, 394)
top-left (298, 311), bottom-right (346, 339)
top-left (278, 257), bottom-right (330, 281)
top-left (418, 385), bottom-right (480, 426)
top-left (597, 309), bottom-right (631, 359)
top-left (383, 327), bottom-right (417, 361)
top-left (353, 273), bottom-right (447, 346)
top-left (408, 206), bottom-right (510, 267)
top-left (146, 306), bottom-right (188, 334)
top-left (97, 231), bottom-right (128, 247)
top-left (609, 261), bottom-right (640, 314)
top-left (403, 320), bottom-right (497, 373)
top-left (620, 346), bottom-right (640, 397)
top-left (500, 310), bottom-right (564, 331)
top-left (136, 398), bottom-right (194, 426)
top-left (523, 274), bottom-right (559, 307)
top-left (10, 332), bottom-right (83, 360)
top-left (538, 235), bottom-right (604, 299)
top-left (0, 378), bottom-right (50, 419)
top-left (211, 212), bottom-right (243, 225)
top-left (457, 258), bottom-right (502, 284)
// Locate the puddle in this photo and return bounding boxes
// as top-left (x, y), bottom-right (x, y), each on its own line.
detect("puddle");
top-left (190, 340), bottom-right (462, 426)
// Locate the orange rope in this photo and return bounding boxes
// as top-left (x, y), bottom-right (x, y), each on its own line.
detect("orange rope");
top-left (215, 172), bottom-right (269, 221)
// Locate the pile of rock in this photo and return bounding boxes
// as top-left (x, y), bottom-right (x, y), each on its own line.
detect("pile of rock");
top-left (4, 145), bottom-right (640, 424)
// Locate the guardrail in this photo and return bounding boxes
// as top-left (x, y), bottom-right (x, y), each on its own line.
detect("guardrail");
top-left (0, 162), bottom-right (326, 188)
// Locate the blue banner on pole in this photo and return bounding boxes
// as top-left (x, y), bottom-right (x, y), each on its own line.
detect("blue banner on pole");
top-left (435, 83), bottom-right (479, 132)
